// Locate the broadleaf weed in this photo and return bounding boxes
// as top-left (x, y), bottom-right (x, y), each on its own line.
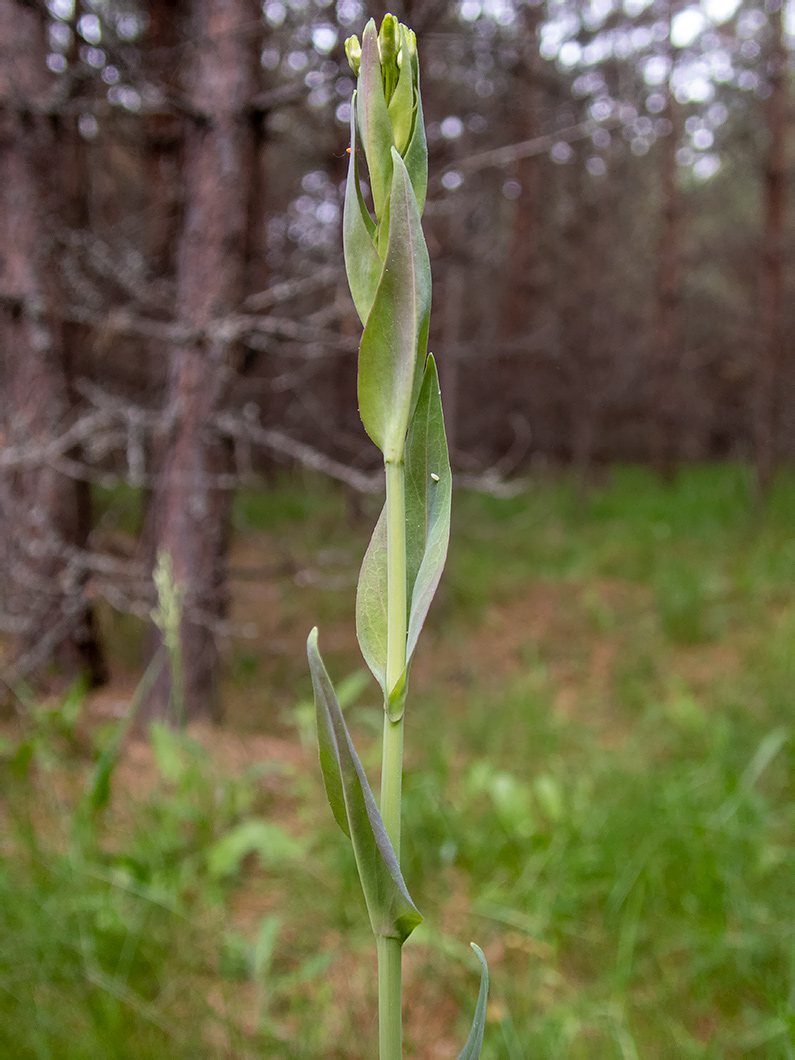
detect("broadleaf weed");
top-left (307, 13), bottom-right (488, 1058)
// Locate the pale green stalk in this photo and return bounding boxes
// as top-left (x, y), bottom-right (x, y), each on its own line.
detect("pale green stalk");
top-left (382, 457), bottom-right (407, 851)
top-left (380, 456), bottom-right (407, 1059)
top-left (377, 934), bottom-right (403, 1060)
top-left (309, 16), bottom-right (488, 1058)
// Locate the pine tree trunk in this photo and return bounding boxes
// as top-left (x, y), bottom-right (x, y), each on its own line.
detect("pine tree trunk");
top-left (754, 0), bottom-right (787, 498)
top-left (567, 163), bottom-right (608, 493)
top-left (650, 5), bottom-right (682, 477)
top-left (500, 6), bottom-right (544, 343)
top-left (0, 0), bottom-right (106, 688)
top-left (145, 0), bottom-right (260, 722)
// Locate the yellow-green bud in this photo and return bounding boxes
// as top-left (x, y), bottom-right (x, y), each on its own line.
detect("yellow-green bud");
top-left (403, 27), bottom-right (417, 66)
top-left (377, 14), bottom-right (400, 104)
top-left (347, 15), bottom-right (426, 226)
top-left (345, 35), bottom-right (361, 76)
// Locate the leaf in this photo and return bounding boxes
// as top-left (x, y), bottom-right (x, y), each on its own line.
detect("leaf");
top-left (402, 46), bottom-right (427, 215)
top-left (253, 914), bottom-right (281, 980)
top-left (355, 499), bottom-right (388, 694)
top-left (457, 943), bottom-right (489, 1060)
top-left (8, 739), bottom-right (34, 779)
top-left (356, 19), bottom-right (395, 222)
top-left (358, 149), bottom-right (431, 460)
top-left (712, 725), bottom-right (791, 827)
top-left (207, 820), bottom-right (304, 880)
top-left (388, 24), bottom-right (415, 155)
top-left (85, 648), bottom-right (165, 813)
top-left (307, 628), bottom-right (423, 944)
top-left (355, 356), bottom-right (451, 714)
top-left (149, 720), bottom-right (187, 783)
top-left (343, 92), bottom-right (383, 326)
top-left (741, 725), bottom-right (789, 790)
top-left (405, 353), bottom-right (452, 663)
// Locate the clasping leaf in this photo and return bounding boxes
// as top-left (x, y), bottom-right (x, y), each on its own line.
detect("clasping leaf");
top-left (357, 19), bottom-right (395, 222)
top-left (358, 149), bottom-right (431, 461)
top-left (343, 93), bottom-right (382, 326)
top-left (405, 354), bottom-right (451, 663)
top-left (401, 30), bottom-right (427, 214)
top-left (307, 628), bottom-right (422, 944)
top-left (356, 355), bottom-right (451, 718)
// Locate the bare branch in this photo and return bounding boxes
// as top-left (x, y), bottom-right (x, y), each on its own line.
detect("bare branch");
top-left (214, 411), bottom-right (383, 493)
top-left (243, 265), bottom-right (341, 312)
top-left (436, 118), bottom-right (621, 181)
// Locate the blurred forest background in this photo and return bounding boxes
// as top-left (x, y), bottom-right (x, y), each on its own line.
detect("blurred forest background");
top-left (0, 0), bottom-right (793, 714)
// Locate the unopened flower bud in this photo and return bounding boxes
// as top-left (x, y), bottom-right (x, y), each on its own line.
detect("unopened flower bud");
top-left (403, 27), bottom-right (417, 63)
top-left (345, 35), bottom-right (361, 76)
top-left (377, 14), bottom-right (400, 104)
top-left (346, 14), bottom-right (427, 228)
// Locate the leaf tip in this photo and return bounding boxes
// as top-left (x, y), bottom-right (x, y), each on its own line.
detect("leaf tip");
top-left (470, 941), bottom-right (487, 966)
top-left (456, 943), bottom-right (489, 1059)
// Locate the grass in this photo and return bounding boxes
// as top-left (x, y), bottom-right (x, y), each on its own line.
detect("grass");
top-left (1, 464), bottom-right (794, 1057)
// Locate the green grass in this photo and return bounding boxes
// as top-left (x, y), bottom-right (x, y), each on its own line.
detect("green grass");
top-left (402, 692), bottom-right (793, 1057)
top-left (3, 464), bottom-right (794, 1057)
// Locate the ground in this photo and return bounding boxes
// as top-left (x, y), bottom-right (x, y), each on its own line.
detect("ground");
top-left (1, 466), bottom-right (793, 1058)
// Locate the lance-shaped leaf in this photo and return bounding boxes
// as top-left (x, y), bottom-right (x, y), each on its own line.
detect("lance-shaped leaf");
top-left (307, 628), bottom-right (422, 944)
top-left (402, 43), bottom-right (427, 215)
top-left (343, 93), bottom-right (383, 326)
top-left (388, 24), bottom-right (415, 155)
top-left (358, 149), bottom-right (431, 460)
top-left (405, 353), bottom-right (451, 663)
top-left (355, 356), bottom-right (451, 718)
top-left (457, 944), bottom-right (489, 1060)
top-left (356, 19), bottom-right (395, 223)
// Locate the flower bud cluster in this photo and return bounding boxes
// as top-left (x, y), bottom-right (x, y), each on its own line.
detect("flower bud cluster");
top-left (343, 13), bottom-right (426, 226)
top-left (342, 15), bottom-right (431, 462)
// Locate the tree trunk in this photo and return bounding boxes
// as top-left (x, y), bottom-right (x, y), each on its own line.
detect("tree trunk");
top-left (550, 138), bottom-right (617, 490)
top-left (650, 5), bottom-right (682, 476)
top-left (146, 0), bottom-right (260, 722)
top-left (0, 0), bottom-right (106, 688)
top-left (440, 262), bottom-right (465, 458)
top-left (145, 1), bottom-right (186, 284)
top-left (137, 0), bottom-right (187, 571)
top-left (567, 165), bottom-right (607, 493)
top-left (500, 6), bottom-right (544, 343)
top-left (754, 0), bottom-right (787, 498)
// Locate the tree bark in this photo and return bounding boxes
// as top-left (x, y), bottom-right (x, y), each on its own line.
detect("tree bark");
top-left (500, 6), bottom-right (544, 343)
top-left (145, 0), bottom-right (186, 286)
top-left (650, 5), bottom-right (682, 476)
top-left (137, 0), bottom-right (187, 558)
top-left (440, 262), bottom-right (465, 457)
top-left (754, 0), bottom-right (787, 498)
top-left (146, 0), bottom-right (261, 721)
top-left (0, 0), bottom-right (106, 688)
top-left (565, 159), bottom-right (608, 493)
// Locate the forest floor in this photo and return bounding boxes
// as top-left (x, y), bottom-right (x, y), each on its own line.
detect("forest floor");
top-left (1, 465), bottom-right (794, 1059)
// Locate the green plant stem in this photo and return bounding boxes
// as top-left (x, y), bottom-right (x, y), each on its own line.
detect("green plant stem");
top-left (379, 455), bottom-right (407, 1060)
top-left (377, 935), bottom-right (403, 1060)
top-left (382, 456), bottom-right (407, 850)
